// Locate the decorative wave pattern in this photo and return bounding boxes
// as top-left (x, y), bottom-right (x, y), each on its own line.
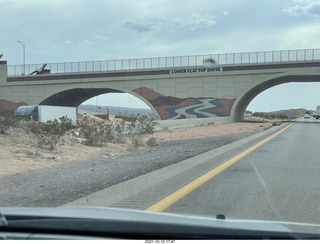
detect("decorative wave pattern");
top-left (165, 99), bottom-right (230, 119)
top-left (132, 87), bottom-right (235, 120)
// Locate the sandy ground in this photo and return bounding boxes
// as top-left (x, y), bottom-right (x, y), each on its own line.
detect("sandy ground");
top-left (0, 119), bottom-right (273, 178)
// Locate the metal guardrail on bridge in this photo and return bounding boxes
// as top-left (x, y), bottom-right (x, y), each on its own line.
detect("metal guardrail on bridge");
top-left (7, 48), bottom-right (320, 76)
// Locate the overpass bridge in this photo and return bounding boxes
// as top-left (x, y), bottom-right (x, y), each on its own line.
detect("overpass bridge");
top-left (1, 48), bottom-right (320, 122)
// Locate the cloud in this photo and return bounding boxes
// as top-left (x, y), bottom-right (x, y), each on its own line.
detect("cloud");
top-left (95, 34), bottom-right (110, 43)
top-left (78, 39), bottom-right (94, 47)
top-left (279, 21), bottom-right (320, 47)
top-left (284, 0), bottom-right (320, 17)
top-left (222, 11), bottom-right (229, 16)
top-left (186, 13), bottom-right (216, 31)
top-left (120, 17), bottom-right (164, 33)
top-left (120, 13), bottom-right (216, 33)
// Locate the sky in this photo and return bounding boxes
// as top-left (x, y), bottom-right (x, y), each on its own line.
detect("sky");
top-left (1, 0), bottom-right (320, 112)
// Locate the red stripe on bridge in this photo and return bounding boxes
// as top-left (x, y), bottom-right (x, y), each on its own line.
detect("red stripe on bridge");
top-left (7, 69), bottom-right (170, 82)
top-left (223, 61), bottom-right (320, 71)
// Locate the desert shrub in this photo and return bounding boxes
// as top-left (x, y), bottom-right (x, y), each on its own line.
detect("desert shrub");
top-left (115, 114), bottom-right (159, 136)
top-left (80, 117), bottom-right (113, 146)
top-left (252, 112), bottom-right (288, 120)
top-left (58, 115), bottom-right (75, 131)
top-left (146, 137), bottom-right (157, 147)
top-left (80, 113), bottom-right (159, 148)
top-left (112, 119), bottom-right (127, 143)
top-left (252, 112), bottom-right (265, 118)
top-left (132, 114), bottom-right (159, 136)
top-left (126, 136), bottom-right (145, 151)
top-left (30, 116), bottom-right (75, 150)
top-left (114, 114), bottom-right (159, 148)
top-left (276, 114), bottom-right (288, 120)
top-left (0, 108), bottom-right (21, 134)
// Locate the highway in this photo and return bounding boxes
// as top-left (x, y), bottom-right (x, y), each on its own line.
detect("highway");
top-left (159, 118), bottom-right (320, 224)
top-left (66, 117), bottom-right (320, 226)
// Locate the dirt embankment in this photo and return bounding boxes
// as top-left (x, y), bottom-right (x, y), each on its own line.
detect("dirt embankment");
top-left (0, 118), bottom-right (273, 178)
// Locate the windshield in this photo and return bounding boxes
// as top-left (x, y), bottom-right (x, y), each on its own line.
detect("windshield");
top-left (2, 0), bottom-right (320, 240)
top-left (13, 106), bottom-right (37, 116)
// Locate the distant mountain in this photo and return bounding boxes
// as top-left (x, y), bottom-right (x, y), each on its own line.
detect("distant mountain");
top-left (269, 108), bottom-right (312, 118)
top-left (78, 104), bottom-right (153, 116)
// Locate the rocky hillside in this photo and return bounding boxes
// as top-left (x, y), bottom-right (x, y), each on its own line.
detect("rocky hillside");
top-left (253, 108), bottom-right (312, 119)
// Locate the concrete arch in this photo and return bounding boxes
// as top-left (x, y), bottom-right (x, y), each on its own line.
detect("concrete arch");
top-left (40, 88), bottom-right (123, 107)
top-left (232, 71), bottom-right (320, 121)
top-left (39, 87), bottom-right (160, 118)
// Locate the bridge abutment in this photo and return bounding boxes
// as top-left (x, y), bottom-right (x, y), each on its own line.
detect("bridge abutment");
top-left (0, 61), bottom-right (7, 85)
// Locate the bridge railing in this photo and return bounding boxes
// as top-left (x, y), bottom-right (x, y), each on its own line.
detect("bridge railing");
top-left (7, 48), bottom-right (320, 76)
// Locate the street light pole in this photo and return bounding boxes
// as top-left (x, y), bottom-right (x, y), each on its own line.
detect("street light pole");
top-left (18, 41), bottom-right (25, 75)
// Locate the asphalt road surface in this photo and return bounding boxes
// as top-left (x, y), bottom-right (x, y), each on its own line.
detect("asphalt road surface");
top-left (0, 129), bottom-right (256, 207)
top-left (163, 118), bottom-right (320, 225)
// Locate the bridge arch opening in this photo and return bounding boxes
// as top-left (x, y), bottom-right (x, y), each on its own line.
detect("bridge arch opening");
top-left (247, 83), bottom-right (320, 114)
top-left (80, 93), bottom-right (154, 117)
top-left (232, 73), bottom-right (320, 121)
top-left (39, 88), bottom-right (158, 118)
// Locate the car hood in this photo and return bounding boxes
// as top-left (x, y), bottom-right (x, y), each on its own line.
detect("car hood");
top-left (1, 206), bottom-right (320, 239)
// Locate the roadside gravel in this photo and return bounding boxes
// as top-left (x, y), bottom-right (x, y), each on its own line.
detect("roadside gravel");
top-left (0, 130), bottom-right (260, 207)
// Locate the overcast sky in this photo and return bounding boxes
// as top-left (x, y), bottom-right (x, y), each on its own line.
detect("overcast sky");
top-left (1, 0), bottom-right (320, 112)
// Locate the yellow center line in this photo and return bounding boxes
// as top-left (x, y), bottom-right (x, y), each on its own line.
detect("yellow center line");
top-left (145, 121), bottom-right (297, 212)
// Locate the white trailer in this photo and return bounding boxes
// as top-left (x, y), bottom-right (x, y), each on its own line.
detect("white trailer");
top-left (14, 105), bottom-right (77, 124)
